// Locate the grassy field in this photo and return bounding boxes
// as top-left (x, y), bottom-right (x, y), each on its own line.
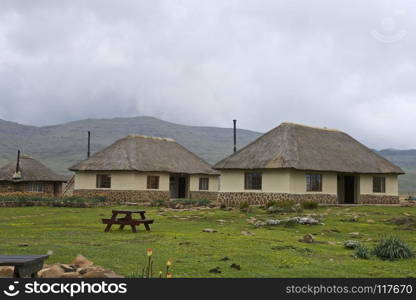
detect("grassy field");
top-left (0, 205), bottom-right (415, 278)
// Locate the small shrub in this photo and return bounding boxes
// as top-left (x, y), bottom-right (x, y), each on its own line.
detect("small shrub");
top-left (152, 199), bottom-right (167, 207)
top-left (301, 201), bottom-right (318, 210)
top-left (170, 199), bottom-right (211, 207)
top-left (355, 244), bottom-right (371, 259)
top-left (239, 202), bottom-right (251, 213)
top-left (265, 200), bottom-right (277, 208)
top-left (373, 237), bottom-right (414, 261)
top-left (267, 200), bottom-right (302, 213)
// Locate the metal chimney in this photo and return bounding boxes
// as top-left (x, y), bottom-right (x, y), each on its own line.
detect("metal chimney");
top-left (16, 149), bottom-right (21, 173)
top-left (233, 120), bottom-right (237, 153)
top-left (87, 131), bottom-right (91, 158)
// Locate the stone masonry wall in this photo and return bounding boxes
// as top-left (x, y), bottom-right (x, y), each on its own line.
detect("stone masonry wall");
top-left (359, 194), bottom-right (399, 204)
top-left (218, 192), bottom-right (337, 207)
top-left (0, 182), bottom-right (55, 195)
top-left (189, 191), bottom-right (219, 202)
top-left (74, 189), bottom-right (170, 203)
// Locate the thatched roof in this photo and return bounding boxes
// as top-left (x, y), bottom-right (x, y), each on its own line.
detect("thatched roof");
top-left (0, 156), bottom-right (67, 182)
top-left (214, 122), bottom-right (404, 174)
top-left (69, 135), bottom-right (219, 175)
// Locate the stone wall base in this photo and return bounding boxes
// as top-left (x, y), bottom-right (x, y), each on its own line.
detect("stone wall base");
top-left (0, 182), bottom-right (56, 196)
top-left (359, 194), bottom-right (399, 204)
top-left (189, 191), bottom-right (219, 202)
top-left (74, 189), bottom-right (170, 203)
top-left (218, 192), bottom-right (337, 206)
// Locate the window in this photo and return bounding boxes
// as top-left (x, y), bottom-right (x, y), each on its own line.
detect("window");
top-left (27, 183), bottom-right (44, 193)
top-left (147, 176), bottom-right (160, 189)
top-left (306, 174), bottom-right (322, 192)
top-left (96, 174), bottom-right (111, 188)
top-left (199, 177), bottom-right (209, 190)
top-left (373, 176), bottom-right (386, 193)
top-left (244, 172), bottom-right (262, 190)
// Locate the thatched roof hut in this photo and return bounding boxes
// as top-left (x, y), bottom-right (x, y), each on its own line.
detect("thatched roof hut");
top-left (69, 135), bottom-right (219, 175)
top-left (214, 122), bottom-right (404, 174)
top-left (0, 156), bottom-right (67, 182)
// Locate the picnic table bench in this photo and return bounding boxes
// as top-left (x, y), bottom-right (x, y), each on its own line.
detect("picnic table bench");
top-left (0, 255), bottom-right (49, 278)
top-left (102, 210), bottom-right (154, 233)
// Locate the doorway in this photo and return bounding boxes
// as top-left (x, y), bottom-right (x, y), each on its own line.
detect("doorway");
top-left (169, 174), bottom-right (189, 199)
top-left (344, 176), bottom-right (355, 204)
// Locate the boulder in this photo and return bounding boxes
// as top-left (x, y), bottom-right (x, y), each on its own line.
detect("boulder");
top-left (83, 270), bottom-right (123, 278)
top-left (72, 255), bottom-right (93, 268)
top-left (0, 266), bottom-right (14, 278)
top-left (60, 264), bottom-right (76, 273)
top-left (344, 240), bottom-right (361, 249)
top-left (202, 228), bottom-right (217, 233)
top-left (299, 234), bottom-right (314, 243)
top-left (61, 272), bottom-right (82, 278)
top-left (39, 265), bottom-right (65, 278)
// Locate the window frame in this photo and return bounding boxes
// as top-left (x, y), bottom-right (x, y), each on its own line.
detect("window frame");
top-left (244, 172), bottom-right (262, 190)
top-left (96, 174), bottom-right (111, 189)
top-left (147, 175), bottom-right (160, 190)
top-left (306, 174), bottom-right (323, 192)
top-left (372, 176), bottom-right (386, 193)
top-left (27, 183), bottom-right (44, 193)
top-left (199, 177), bottom-right (209, 191)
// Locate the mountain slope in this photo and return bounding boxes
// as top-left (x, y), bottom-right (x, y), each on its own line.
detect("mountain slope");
top-left (0, 116), bottom-right (261, 174)
top-left (0, 116), bottom-right (415, 193)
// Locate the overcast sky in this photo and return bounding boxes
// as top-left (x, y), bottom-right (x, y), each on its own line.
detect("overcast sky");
top-left (0, 0), bottom-right (415, 149)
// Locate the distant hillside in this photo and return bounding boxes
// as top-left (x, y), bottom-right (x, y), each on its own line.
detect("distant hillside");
top-left (0, 116), bottom-right (415, 193)
top-left (0, 116), bottom-right (261, 174)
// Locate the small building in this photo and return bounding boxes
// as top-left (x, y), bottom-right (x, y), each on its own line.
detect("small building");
top-left (69, 135), bottom-right (220, 202)
top-left (214, 122), bottom-right (404, 206)
top-left (0, 155), bottom-right (67, 196)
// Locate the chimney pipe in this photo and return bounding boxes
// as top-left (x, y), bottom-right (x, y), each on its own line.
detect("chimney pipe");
top-left (233, 119), bottom-right (237, 153)
top-left (87, 131), bottom-right (91, 158)
top-left (16, 149), bottom-right (21, 173)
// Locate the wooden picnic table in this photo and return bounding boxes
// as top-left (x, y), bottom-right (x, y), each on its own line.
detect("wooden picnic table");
top-left (102, 210), bottom-right (154, 233)
top-left (0, 255), bottom-right (49, 278)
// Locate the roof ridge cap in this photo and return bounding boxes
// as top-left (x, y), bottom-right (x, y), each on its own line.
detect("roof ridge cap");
top-left (126, 134), bottom-right (175, 142)
top-left (282, 122), bottom-right (342, 132)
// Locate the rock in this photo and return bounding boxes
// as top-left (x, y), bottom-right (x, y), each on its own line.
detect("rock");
top-left (297, 217), bottom-right (320, 225)
top-left (18, 243), bottom-right (29, 247)
top-left (72, 255), bottom-right (93, 268)
top-left (220, 257), bottom-right (230, 261)
top-left (299, 234), bottom-right (314, 243)
top-left (78, 266), bottom-right (105, 275)
top-left (344, 240), bottom-right (360, 249)
top-left (39, 265), bottom-right (65, 278)
top-left (209, 267), bottom-right (221, 274)
top-left (327, 241), bottom-right (337, 246)
top-left (265, 219), bottom-right (281, 225)
top-left (203, 228), bottom-right (217, 233)
top-left (366, 219), bottom-right (375, 224)
top-left (83, 270), bottom-right (122, 278)
top-left (61, 272), bottom-right (82, 278)
top-left (217, 219), bottom-right (227, 223)
top-left (230, 263), bottom-right (241, 270)
top-left (241, 231), bottom-right (254, 236)
top-left (0, 266), bottom-right (14, 278)
top-left (60, 264), bottom-right (76, 273)
top-left (349, 232), bottom-right (360, 237)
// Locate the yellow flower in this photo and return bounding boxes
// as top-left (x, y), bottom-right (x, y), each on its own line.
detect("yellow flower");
top-left (147, 248), bottom-right (153, 257)
top-left (166, 259), bottom-right (173, 266)
top-left (166, 272), bottom-right (173, 278)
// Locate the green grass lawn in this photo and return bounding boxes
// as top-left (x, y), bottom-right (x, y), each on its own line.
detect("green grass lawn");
top-left (0, 205), bottom-right (415, 278)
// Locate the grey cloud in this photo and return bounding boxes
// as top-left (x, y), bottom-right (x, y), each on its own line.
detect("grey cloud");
top-left (0, 0), bottom-right (415, 149)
